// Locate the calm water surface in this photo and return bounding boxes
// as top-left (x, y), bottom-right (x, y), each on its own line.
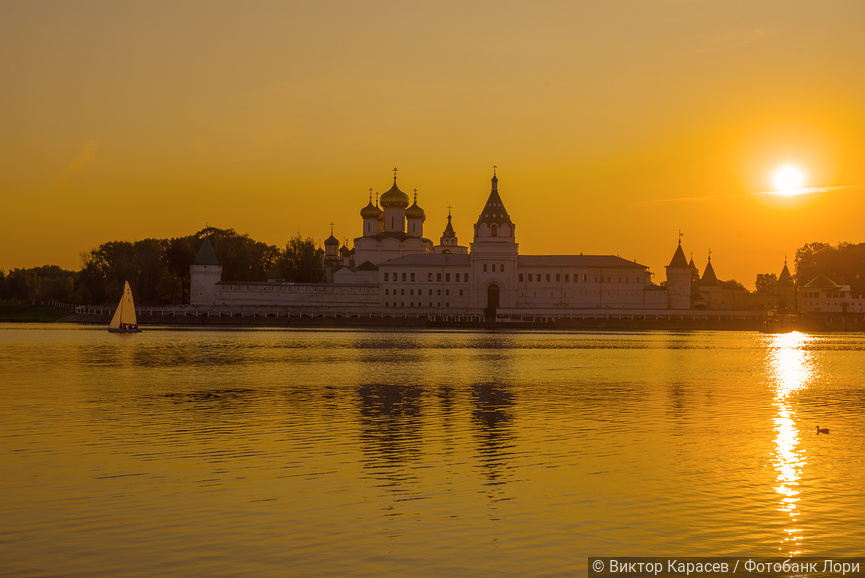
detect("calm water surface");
top-left (1, 325), bottom-right (864, 576)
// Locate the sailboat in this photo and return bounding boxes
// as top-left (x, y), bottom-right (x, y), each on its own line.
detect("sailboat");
top-left (108, 281), bottom-right (142, 333)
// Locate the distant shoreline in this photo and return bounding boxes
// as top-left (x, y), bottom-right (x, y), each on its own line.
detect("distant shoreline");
top-left (4, 303), bottom-right (864, 332)
top-left (54, 310), bottom-right (865, 333)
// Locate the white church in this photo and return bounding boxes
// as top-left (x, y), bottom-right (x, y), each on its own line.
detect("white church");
top-left (190, 170), bottom-right (701, 316)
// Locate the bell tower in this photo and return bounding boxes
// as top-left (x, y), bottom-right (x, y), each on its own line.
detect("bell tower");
top-left (469, 168), bottom-right (518, 313)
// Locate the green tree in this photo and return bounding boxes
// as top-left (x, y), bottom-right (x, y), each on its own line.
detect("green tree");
top-left (0, 266), bottom-right (78, 302)
top-left (279, 234), bottom-right (324, 282)
top-left (196, 227), bottom-right (280, 283)
top-left (755, 273), bottom-right (778, 295)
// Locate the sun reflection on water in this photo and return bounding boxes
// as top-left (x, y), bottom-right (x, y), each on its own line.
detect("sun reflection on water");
top-left (767, 331), bottom-right (815, 556)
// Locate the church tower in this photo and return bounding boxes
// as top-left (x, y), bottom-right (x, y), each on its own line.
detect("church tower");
top-left (665, 237), bottom-right (691, 309)
top-left (775, 258), bottom-right (796, 312)
top-left (360, 189), bottom-right (382, 238)
top-left (379, 169), bottom-right (409, 234)
top-left (405, 190), bottom-right (426, 238)
top-left (434, 208), bottom-right (467, 254)
top-left (469, 169), bottom-right (519, 315)
top-left (324, 228), bottom-right (340, 266)
top-left (190, 237), bottom-right (222, 306)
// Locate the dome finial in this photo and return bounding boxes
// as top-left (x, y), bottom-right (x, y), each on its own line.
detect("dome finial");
top-left (368, 188), bottom-right (373, 203)
top-left (708, 249), bottom-right (712, 261)
top-left (393, 167), bottom-right (398, 183)
top-left (413, 188), bottom-right (417, 203)
top-left (678, 229), bottom-right (683, 245)
top-left (447, 204), bottom-right (452, 220)
top-left (330, 222), bottom-right (334, 235)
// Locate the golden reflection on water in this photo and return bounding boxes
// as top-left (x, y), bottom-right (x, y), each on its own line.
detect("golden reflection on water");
top-left (768, 331), bottom-right (815, 556)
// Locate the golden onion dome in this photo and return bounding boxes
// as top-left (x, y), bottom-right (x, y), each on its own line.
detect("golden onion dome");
top-left (404, 191), bottom-right (426, 221)
top-left (360, 200), bottom-right (382, 219)
top-left (380, 179), bottom-right (409, 209)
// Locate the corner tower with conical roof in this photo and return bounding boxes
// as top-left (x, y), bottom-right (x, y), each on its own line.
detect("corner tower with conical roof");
top-left (775, 258), bottom-right (796, 312)
top-left (665, 237), bottom-right (691, 309)
top-left (190, 236), bottom-right (223, 306)
top-left (469, 169), bottom-right (519, 313)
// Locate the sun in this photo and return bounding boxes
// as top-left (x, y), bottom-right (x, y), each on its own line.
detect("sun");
top-left (771, 165), bottom-right (806, 195)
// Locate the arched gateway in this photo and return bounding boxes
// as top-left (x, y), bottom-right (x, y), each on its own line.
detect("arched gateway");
top-left (485, 284), bottom-right (500, 318)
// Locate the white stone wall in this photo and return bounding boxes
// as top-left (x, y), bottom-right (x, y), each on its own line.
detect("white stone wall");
top-left (515, 266), bottom-right (653, 309)
top-left (214, 282), bottom-right (379, 307)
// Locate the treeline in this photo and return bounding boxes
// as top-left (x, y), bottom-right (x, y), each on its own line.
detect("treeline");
top-left (0, 227), bottom-right (323, 305)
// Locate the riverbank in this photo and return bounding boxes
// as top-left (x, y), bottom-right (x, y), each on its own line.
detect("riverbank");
top-left (0, 304), bottom-right (78, 322)
top-left (54, 309), bottom-right (865, 332)
top-left (5, 303), bottom-right (863, 332)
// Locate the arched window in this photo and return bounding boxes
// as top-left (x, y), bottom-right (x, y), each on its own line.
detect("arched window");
top-left (491, 224), bottom-right (498, 237)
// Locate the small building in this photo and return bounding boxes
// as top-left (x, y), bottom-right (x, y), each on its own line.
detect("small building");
top-left (799, 275), bottom-right (865, 314)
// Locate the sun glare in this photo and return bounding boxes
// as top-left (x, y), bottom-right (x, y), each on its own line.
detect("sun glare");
top-left (771, 165), bottom-right (806, 195)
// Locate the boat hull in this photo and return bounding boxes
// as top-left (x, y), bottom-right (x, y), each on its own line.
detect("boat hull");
top-left (107, 327), bottom-right (142, 333)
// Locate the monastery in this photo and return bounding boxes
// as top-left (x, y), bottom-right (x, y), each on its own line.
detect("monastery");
top-left (189, 170), bottom-right (788, 316)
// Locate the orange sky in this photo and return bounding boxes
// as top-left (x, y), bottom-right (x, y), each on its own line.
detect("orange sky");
top-left (2, 1), bottom-right (864, 288)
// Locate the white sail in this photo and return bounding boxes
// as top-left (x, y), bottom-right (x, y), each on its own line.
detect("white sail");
top-left (109, 281), bottom-right (138, 329)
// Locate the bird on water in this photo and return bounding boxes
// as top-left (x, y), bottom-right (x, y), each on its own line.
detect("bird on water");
top-left (816, 426), bottom-right (829, 435)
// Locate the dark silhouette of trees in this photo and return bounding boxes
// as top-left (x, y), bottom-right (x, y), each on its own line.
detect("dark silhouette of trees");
top-left (278, 234), bottom-right (325, 282)
top-left (166, 237), bottom-right (196, 303)
top-left (197, 227), bottom-right (280, 284)
top-left (0, 266), bottom-right (77, 302)
top-left (721, 279), bottom-right (748, 292)
top-left (755, 273), bottom-right (778, 295)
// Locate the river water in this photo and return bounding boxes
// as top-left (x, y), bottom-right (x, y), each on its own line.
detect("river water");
top-left (1, 325), bottom-right (864, 576)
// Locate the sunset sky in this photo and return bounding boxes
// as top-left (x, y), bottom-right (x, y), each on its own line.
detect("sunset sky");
top-left (3, 0), bottom-right (864, 287)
